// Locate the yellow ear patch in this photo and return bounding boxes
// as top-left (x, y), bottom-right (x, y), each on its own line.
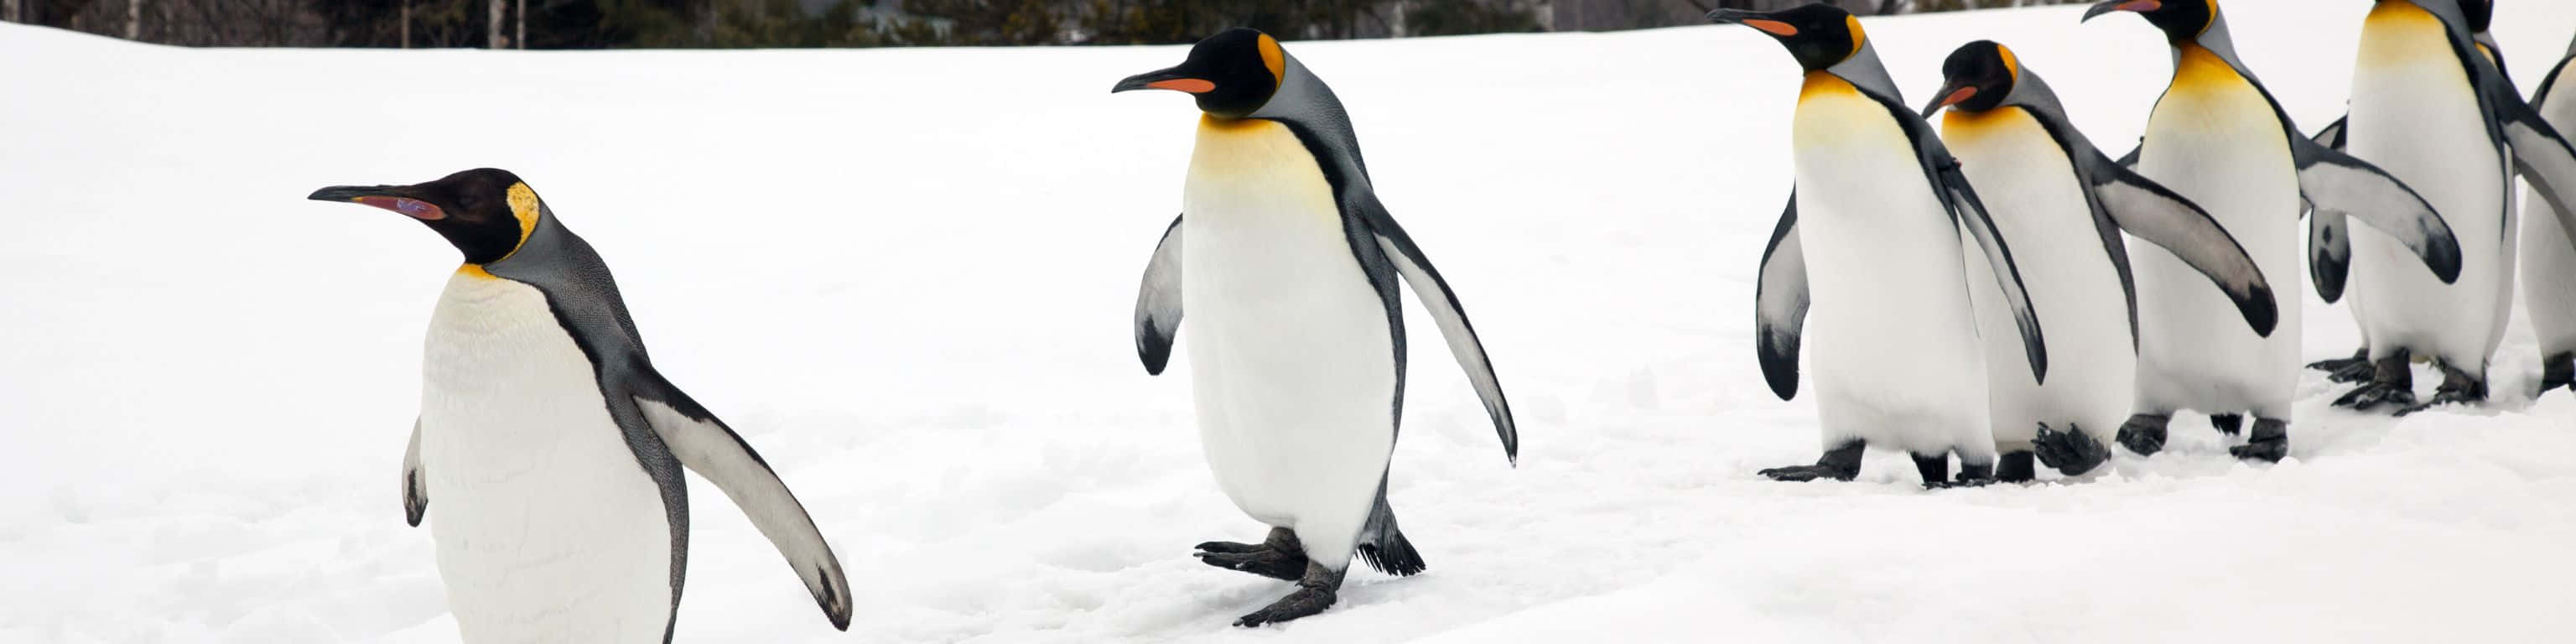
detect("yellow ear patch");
top-left (505, 182), bottom-right (539, 249)
top-left (1845, 15), bottom-right (1867, 61)
top-left (1997, 44), bottom-right (2019, 85)
top-left (1258, 34), bottom-right (1285, 83)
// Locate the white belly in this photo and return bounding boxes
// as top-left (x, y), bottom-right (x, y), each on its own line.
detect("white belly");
top-left (2132, 46), bottom-right (2303, 417)
top-left (1792, 75), bottom-right (1990, 458)
top-left (1945, 109), bottom-right (2136, 448)
top-left (2346, 4), bottom-right (2509, 370)
top-left (1181, 117), bottom-right (1393, 568)
top-left (420, 271), bottom-right (674, 643)
top-left (2524, 62), bottom-right (2576, 355)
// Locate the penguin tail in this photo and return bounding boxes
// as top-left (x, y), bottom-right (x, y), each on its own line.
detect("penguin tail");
top-left (1357, 481), bottom-right (1427, 577)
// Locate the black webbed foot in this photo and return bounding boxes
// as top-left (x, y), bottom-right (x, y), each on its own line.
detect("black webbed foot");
top-left (2308, 347), bottom-right (2369, 379)
top-left (1996, 451), bottom-right (2036, 483)
top-left (2334, 351), bottom-right (2416, 412)
top-left (1910, 453), bottom-right (1948, 486)
top-left (2396, 363), bottom-right (2487, 416)
top-left (2115, 413), bottom-right (2169, 456)
top-left (2210, 413), bottom-right (2243, 435)
top-left (2227, 418), bottom-right (2288, 462)
top-left (1233, 563), bottom-right (1343, 627)
top-left (2542, 352), bottom-right (2574, 393)
top-left (2324, 359), bottom-right (2379, 383)
top-left (2032, 423), bottom-right (2111, 475)
top-left (1927, 460), bottom-right (1995, 489)
top-left (1197, 528), bottom-right (1307, 580)
top-left (1761, 440), bottom-right (1863, 482)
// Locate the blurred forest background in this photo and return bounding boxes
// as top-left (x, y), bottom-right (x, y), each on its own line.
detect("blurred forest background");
top-left (0, 0), bottom-right (2092, 48)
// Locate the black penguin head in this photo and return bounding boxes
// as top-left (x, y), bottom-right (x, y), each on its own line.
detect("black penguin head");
top-left (1709, 4), bottom-right (1867, 73)
top-left (1111, 29), bottom-right (1286, 120)
top-left (2083, 0), bottom-right (2216, 44)
top-left (1923, 40), bottom-right (2020, 118)
top-left (309, 168), bottom-right (541, 266)
top-left (2459, 0), bottom-right (2492, 33)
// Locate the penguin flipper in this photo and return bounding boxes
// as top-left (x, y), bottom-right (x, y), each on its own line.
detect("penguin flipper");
top-left (1755, 191), bottom-right (1806, 401)
top-left (1134, 214), bottom-right (1184, 375)
top-left (2496, 98), bottom-right (2576, 259)
top-left (628, 369), bottom-right (853, 631)
top-left (2089, 158), bottom-right (2277, 336)
top-left (1358, 202), bottom-right (1518, 464)
top-left (1932, 153), bottom-right (2049, 385)
top-left (2314, 114), bottom-right (2349, 152)
top-left (2288, 139), bottom-right (2464, 283)
top-left (402, 418), bottom-right (426, 527)
top-left (2309, 210), bottom-right (2353, 303)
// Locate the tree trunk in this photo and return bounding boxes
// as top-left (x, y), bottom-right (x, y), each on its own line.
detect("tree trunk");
top-left (3, 0), bottom-right (18, 23)
top-left (487, 0), bottom-right (504, 49)
top-left (515, 0), bottom-right (525, 49)
top-left (125, 0), bottom-right (140, 39)
top-left (400, 1), bottom-right (411, 48)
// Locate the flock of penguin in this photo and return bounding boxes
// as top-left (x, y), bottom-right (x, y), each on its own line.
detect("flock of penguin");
top-left (294, 0), bottom-right (2575, 640)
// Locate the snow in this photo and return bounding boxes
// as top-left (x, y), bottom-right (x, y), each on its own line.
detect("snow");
top-left (5, 3), bottom-right (2575, 641)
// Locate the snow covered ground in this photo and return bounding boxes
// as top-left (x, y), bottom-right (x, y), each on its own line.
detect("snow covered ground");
top-left (7, 3), bottom-right (2576, 641)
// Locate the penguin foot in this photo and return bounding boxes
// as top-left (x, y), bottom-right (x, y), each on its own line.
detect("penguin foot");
top-left (1233, 563), bottom-right (1342, 627)
top-left (1760, 440), bottom-right (1863, 482)
top-left (2032, 423), bottom-right (2110, 475)
top-left (2333, 382), bottom-right (2417, 411)
top-left (2395, 379), bottom-right (2489, 416)
top-left (1909, 453), bottom-right (1949, 486)
top-left (2227, 418), bottom-right (2288, 462)
top-left (2209, 413), bottom-right (2243, 435)
top-left (1996, 451), bottom-right (2036, 484)
top-left (2115, 413), bottom-right (2169, 456)
top-left (1197, 528), bottom-right (1306, 581)
top-left (1924, 461), bottom-right (1996, 489)
top-left (1758, 464), bottom-right (1857, 482)
top-left (2307, 347), bottom-right (2370, 379)
top-left (2324, 359), bottom-right (2379, 383)
top-left (2542, 352), bottom-right (2573, 393)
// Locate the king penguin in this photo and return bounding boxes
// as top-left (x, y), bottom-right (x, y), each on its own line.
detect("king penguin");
top-left (308, 169), bottom-right (852, 641)
top-left (1711, 4), bottom-right (2049, 487)
top-left (2324, 0), bottom-right (2576, 414)
top-left (2085, 0), bottom-right (2463, 460)
top-left (1111, 29), bottom-right (1519, 626)
top-left (1923, 40), bottom-right (2277, 481)
top-left (2525, 36), bottom-right (2576, 397)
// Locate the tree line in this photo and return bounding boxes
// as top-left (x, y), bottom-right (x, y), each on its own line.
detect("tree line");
top-left (0, 0), bottom-right (2092, 49)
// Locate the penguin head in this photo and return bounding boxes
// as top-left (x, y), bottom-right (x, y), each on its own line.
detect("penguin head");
top-left (2081, 0), bottom-right (2216, 44)
top-left (1922, 40), bottom-right (2022, 118)
top-left (2459, 0), bottom-right (2492, 34)
top-left (309, 168), bottom-right (543, 267)
top-left (1708, 4), bottom-right (1867, 73)
top-left (1112, 29), bottom-right (1288, 120)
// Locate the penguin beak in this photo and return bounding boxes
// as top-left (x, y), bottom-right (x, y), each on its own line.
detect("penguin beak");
top-left (309, 184), bottom-right (448, 221)
top-left (1112, 67), bottom-right (1214, 94)
top-left (1707, 8), bottom-right (1797, 36)
top-left (1920, 84), bottom-right (1976, 119)
top-left (2082, 0), bottom-right (2160, 22)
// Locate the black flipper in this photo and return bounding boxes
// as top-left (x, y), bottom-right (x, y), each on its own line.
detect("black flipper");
top-left (1355, 479), bottom-right (1425, 576)
top-left (2307, 114), bottom-right (2350, 301)
top-left (1358, 200), bottom-right (1519, 463)
top-left (1854, 81), bottom-right (2047, 383)
top-left (1134, 215), bottom-right (1183, 375)
top-left (2244, 76), bottom-right (2461, 285)
top-left (2314, 114), bottom-right (2349, 151)
top-left (1755, 191), bottom-right (1808, 401)
top-left (2088, 153), bottom-right (2277, 335)
top-left (402, 418), bottom-right (426, 527)
top-left (628, 367), bottom-right (853, 631)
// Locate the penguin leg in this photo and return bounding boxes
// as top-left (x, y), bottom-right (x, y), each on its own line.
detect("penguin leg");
top-left (2307, 346), bottom-right (2371, 378)
top-left (2115, 413), bottom-right (2171, 457)
top-left (1195, 527), bottom-right (1308, 581)
top-left (1927, 448), bottom-right (1996, 489)
top-left (1232, 561), bottom-right (1343, 627)
top-left (2396, 361), bottom-right (2488, 416)
top-left (2032, 423), bottom-right (2111, 476)
top-left (2209, 413), bottom-right (2244, 436)
top-left (1909, 453), bottom-right (1948, 485)
top-left (2543, 352), bottom-right (2576, 394)
top-left (1995, 451), bottom-right (2037, 483)
top-left (2229, 418), bottom-right (2288, 462)
top-left (2331, 350), bottom-right (2416, 411)
top-left (1759, 439), bottom-right (1864, 482)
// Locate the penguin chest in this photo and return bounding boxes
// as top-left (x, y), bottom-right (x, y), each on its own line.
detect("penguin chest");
top-left (1178, 117), bottom-right (1396, 527)
top-left (418, 270), bottom-right (674, 642)
top-left (2526, 63), bottom-right (2576, 351)
top-left (2347, 0), bottom-right (2507, 355)
top-left (2133, 45), bottom-right (2302, 406)
top-left (1943, 109), bottom-right (2135, 430)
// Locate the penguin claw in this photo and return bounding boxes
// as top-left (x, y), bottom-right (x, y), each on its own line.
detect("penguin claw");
top-left (2209, 413), bottom-right (2243, 435)
top-left (2333, 382), bottom-right (2415, 411)
top-left (2324, 360), bottom-right (2379, 383)
top-left (2228, 439), bottom-right (2288, 462)
top-left (1233, 585), bottom-right (1337, 627)
top-left (1194, 541), bottom-right (1267, 554)
top-left (2393, 390), bottom-right (2482, 417)
top-left (2114, 414), bottom-right (2168, 457)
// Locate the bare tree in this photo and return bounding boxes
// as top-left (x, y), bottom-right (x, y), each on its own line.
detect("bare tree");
top-left (126, 0), bottom-right (141, 39)
top-left (486, 0), bottom-right (501, 48)
top-left (400, 0), bottom-right (410, 48)
top-left (3, 0), bottom-right (18, 23)
top-left (513, 0), bottom-right (522, 49)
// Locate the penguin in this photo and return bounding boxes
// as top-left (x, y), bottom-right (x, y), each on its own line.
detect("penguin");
top-left (2084, 0), bottom-right (2463, 460)
top-left (2323, 0), bottom-right (2576, 414)
top-left (2305, 0), bottom-right (2507, 386)
top-left (2523, 37), bottom-right (2576, 396)
top-left (1112, 29), bottom-right (1519, 627)
top-left (1922, 40), bottom-right (2277, 482)
top-left (1710, 4), bottom-right (2049, 487)
top-left (308, 169), bottom-right (852, 641)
